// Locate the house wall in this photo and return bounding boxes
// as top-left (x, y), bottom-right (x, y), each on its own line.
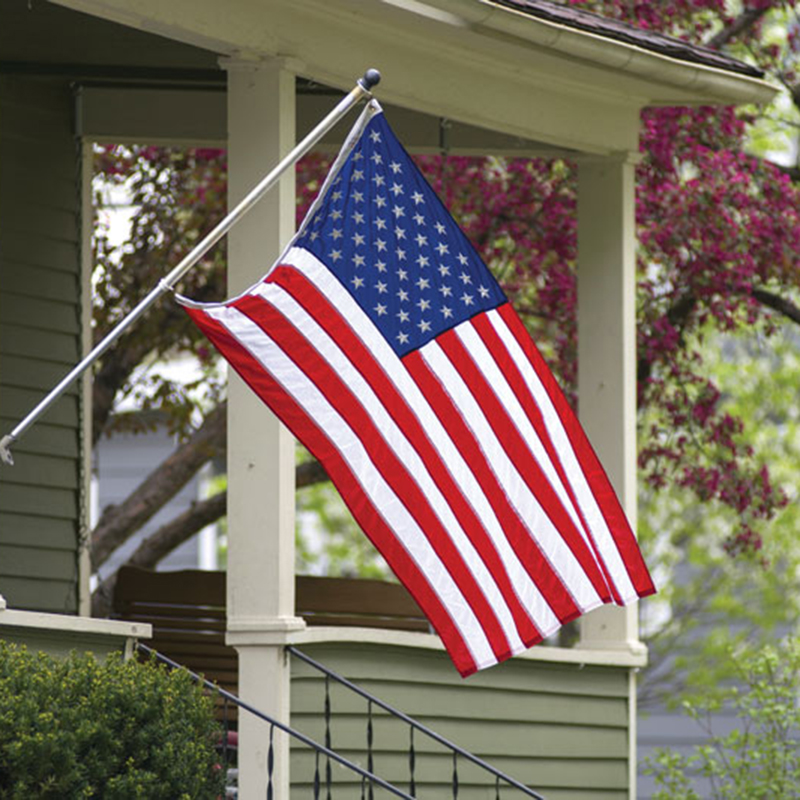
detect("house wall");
top-left (0, 76), bottom-right (83, 613)
top-left (290, 642), bottom-right (631, 799)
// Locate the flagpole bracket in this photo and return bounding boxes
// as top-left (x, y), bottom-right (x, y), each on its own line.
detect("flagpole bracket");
top-left (358, 69), bottom-right (381, 92)
top-left (0, 435), bottom-right (15, 467)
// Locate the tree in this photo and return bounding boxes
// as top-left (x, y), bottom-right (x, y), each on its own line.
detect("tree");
top-left (89, 0), bottom-right (800, 695)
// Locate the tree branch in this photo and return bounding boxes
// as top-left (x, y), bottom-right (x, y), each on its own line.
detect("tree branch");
top-left (706, 7), bottom-right (768, 50)
top-left (752, 287), bottom-right (800, 326)
top-left (91, 402), bottom-right (227, 570)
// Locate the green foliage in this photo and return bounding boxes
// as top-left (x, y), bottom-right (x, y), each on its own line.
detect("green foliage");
top-left (0, 643), bottom-right (224, 799)
top-left (646, 639), bottom-right (800, 799)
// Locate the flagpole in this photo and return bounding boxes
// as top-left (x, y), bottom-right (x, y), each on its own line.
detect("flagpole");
top-left (0, 68), bottom-right (381, 467)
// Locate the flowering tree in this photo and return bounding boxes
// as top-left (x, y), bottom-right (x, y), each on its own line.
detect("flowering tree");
top-left (89, 0), bottom-right (800, 694)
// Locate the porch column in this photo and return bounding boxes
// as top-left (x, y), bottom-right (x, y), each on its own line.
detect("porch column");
top-left (576, 153), bottom-right (643, 799)
top-left (223, 57), bottom-right (305, 799)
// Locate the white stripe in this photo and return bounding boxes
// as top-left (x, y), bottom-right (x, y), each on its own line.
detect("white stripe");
top-left (421, 338), bottom-right (602, 612)
top-left (279, 247), bottom-right (562, 636)
top-left (488, 309), bottom-right (639, 601)
top-left (205, 303), bottom-right (497, 670)
top-left (252, 281), bottom-right (527, 652)
top-left (456, 324), bottom-right (600, 560)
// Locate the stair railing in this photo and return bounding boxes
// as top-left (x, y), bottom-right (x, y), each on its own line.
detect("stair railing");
top-left (287, 646), bottom-right (546, 800)
top-left (137, 643), bottom-right (415, 800)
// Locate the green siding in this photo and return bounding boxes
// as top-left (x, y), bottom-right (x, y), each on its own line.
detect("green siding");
top-left (0, 76), bottom-right (83, 613)
top-left (290, 643), bottom-right (631, 799)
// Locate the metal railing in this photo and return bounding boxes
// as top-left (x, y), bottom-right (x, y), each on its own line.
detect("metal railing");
top-left (137, 643), bottom-right (414, 800)
top-left (287, 646), bottom-right (547, 799)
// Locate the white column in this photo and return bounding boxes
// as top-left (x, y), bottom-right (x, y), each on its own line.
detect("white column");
top-left (576, 154), bottom-right (643, 800)
top-left (223, 57), bottom-right (305, 800)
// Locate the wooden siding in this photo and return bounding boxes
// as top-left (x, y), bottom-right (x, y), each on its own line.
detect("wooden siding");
top-left (290, 643), bottom-right (631, 799)
top-left (0, 76), bottom-right (82, 613)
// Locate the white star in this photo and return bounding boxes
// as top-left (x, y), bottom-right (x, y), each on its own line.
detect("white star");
top-left (435, 222), bottom-right (446, 234)
top-left (397, 331), bottom-right (410, 344)
top-left (396, 247), bottom-right (406, 260)
top-left (416, 255), bottom-right (430, 268)
top-left (374, 196), bottom-right (387, 209)
top-left (397, 309), bottom-right (410, 323)
top-left (459, 273), bottom-right (472, 284)
top-left (353, 190), bottom-right (364, 203)
top-left (332, 191), bottom-right (343, 202)
top-left (375, 303), bottom-right (387, 316)
top-left (461, 292), bottom-right (474, 305)
top-left (353, 254), bottom-right (366, 267)
top-left (416, 277), bottom-right (430, 290)
top-left (376, 281), bottom-right (388, 294)
top-left (353, 169), bottom-right (365, 181)
top-left (353, 151), bottom-right (363, 161)
top-left (330, 228), bottom-right (343, 240)
top-left (390, 183), bottom-right (404, 197)
top-left (441, 306), bottom-right (453, 319)
top-left (397, 288), bottom-right (409, 302)
top-left (374, 217), bottom-right (387, 230)
top-left (371, 152), bottom-right (383, 165)
top-left (412, 191), bottom-right (425, 205)
top-left (397, 268), bottom-right (408, 281)
top-left (392, 205), bottom-right (405, 219)
top-left (352, 232), bottom-right (365, 246)
top-left (439, 285), bottom-right (453, 297)
top-left (370, 130), bottom-right (381, 143)
top-left (372, 174), bottom-right (385, 187)
top-left (352, 211), bottom-right (365, 224)
top-left (390, 161), bottom-right (402, 174)
top-left (352, 276), bottom-right (365, 289)
top-left (331, 209), bottom-right (343, 221)
top-left (435, 242), bottom-right (449, 256)
top-left (478, 286), bottom-right (490, 298)
top-left (417, 298), bottom-right (431, 311)
top-left (330, 250), bottom-right (342, 262)
top-left (375, 260), bottom-right (387, 273)
top-left (413, 213), bottom-right (426, 225)
top-left (375, 238), bottom-right (387, 252)
top-left (438, 265), bottom-right (451, 277)
top-left (418, 320), bottom-right (432, 333)
top-left (415, 234), bottom-right (428, 247)
top-left (457, 253), bottom-right (469, 265)
top-left (309, 231), bottom-right (319, 242)
top-left (395, 226), bottom-right (406, 240)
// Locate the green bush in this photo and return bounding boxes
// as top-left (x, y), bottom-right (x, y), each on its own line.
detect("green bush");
top-left (645, 639), bottom-right (800, 799)
top-left (0, 642), bottom-right (225, 799)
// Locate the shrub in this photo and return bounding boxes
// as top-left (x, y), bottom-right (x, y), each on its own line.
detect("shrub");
top-left (0, 642), bottom-right (225, 799)
top-left (645, 639), bottom-right (800, 799)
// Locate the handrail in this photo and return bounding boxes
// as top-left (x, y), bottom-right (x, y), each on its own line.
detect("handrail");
top-left (288, 645), bottom-right (547, 799)
top-left (137, 642), bottom-right (414, 800)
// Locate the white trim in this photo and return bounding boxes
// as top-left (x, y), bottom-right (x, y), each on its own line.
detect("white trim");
top-left (0, 608), bottom-right (151, 640)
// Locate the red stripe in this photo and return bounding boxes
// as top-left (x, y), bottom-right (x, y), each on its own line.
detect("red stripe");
top-left (269, 266), bottom-right (543, 646)
top-left (437, 326), bottom-right (605, 594)
top-left (437, 327), bottom-right (612, 604)
top-left (498, 304), bottom-right (655, 597)
top-left (471, 312), bottom-right (621, 604)
top-left (230, 291), bottom-right (514, 665)
top-left (403, 349), bottom-right (583, 625)
top-left (183, 303), bottom-right (480, 676)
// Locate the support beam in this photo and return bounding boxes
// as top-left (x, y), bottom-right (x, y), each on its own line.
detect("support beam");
top-left (223, 57), bottom-right (304, 799)
top-left (575, 153), bottom-right (643, 798)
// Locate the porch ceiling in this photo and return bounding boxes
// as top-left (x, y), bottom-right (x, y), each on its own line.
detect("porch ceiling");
top-left (47, 0), bottom-right (775, 155)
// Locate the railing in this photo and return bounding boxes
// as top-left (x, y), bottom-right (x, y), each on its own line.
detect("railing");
top-left (288, 646), bottom-right (546, 799)
top-left (137, 643), bottom-right (415, 800)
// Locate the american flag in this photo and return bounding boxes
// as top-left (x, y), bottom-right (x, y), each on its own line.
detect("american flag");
top-left (179, 100), bottom-right (655, 676)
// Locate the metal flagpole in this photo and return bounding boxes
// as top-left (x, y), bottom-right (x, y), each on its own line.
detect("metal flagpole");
top-left (0, 68), bottom-right (381, 467)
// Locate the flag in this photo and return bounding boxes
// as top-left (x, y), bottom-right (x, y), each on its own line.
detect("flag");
top-left (178, 100), bottom-right (655, 677)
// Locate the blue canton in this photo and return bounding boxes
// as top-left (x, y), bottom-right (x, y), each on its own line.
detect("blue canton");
top-left (295, 112), bottom-right (507, 357)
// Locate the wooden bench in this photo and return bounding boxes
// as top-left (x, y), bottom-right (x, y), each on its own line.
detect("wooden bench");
top-left (112, 566), bottom-right (428, 696)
